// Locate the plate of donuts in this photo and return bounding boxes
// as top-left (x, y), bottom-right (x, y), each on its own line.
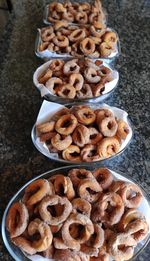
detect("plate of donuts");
top-left (43, 0), bottom-right (107, 26)
top-left (35, 24), bottom-right (120, 61)
top-left (33, 58), bottom-right (119, 104)
top-left (31, 101), bottom-right (133, 165)
top-left (2, 166), bottom-right (150, 261)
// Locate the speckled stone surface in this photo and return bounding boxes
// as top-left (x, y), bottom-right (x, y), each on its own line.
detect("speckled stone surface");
top-left (0, 0), bottom-right (150, 260)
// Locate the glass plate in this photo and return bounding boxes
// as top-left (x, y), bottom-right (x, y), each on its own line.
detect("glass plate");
top-left (2, 165), bottom-right (150, 261)
top-left (31, 102), bottom-right (133, 166)
top-left (33, 59), bottom-right (119, 105)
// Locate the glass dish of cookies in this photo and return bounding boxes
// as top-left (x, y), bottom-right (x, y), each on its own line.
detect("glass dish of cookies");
top-left (33, 58), bottom-right (119, 104)
top-left (2, 165), bottom-right (150, 261)
top-left (35, 24), bottom-right (120, 61)
top-left (43, 0), bottom-right (107, 26)
top-left (31, 101), bottom-right (132, 165)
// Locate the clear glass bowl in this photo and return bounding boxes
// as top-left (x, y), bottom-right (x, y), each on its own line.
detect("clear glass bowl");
top-left (35, 27), bottom-right (121, 63)
top-left (2, 165), bottom-right (150, 261)
top-left (43, 0), bottom-right (107, 26)
top-left (31, 103), bottom-right (133, 166)
top-left (33, 59), bottom-right (119, 105)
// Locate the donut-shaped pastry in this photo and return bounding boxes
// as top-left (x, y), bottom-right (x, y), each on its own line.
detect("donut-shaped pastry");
top-left (89, 13), bottom-right (100, 24)
top-left (72, 124), bottom-right (90, 147)
top-left (72, 198), bottom-right (91, 218)
top-left (56, 84), bottom-right (76, 99)
top-left (69, 73), bottom-right (84, 91)
top-left (39, 195), bottom-right (72, 225)
top-left (51, 108), bottom-right (70, 121)
top-left (81, 144), bottom-right (100, 162)
top-left (49, 59), bottom-right (64, 71)
top-left (69, 29), bottom-right (86, 42)
top-left (27, 218), bottom-right (53, 252)
top-left (68, 168), bottom-right (93, 187)
top-left (6, 202), bottom-right (29, 238)
top-left (58, 27), bottom-right (71, 36)
top-left (61, 213), bottom-right (94, 250)
top-left (108, 233), bottom-right (136, 261)
top-left (71, 43), bottom-right (84, 58)
top-left (92, 192), bottom-right (124, 225)
top-left (53, 34), bottom-right (69, 48)
top-left (53, 175), bottom-right (75, 200)
top-left (55, 2), bottom-right (66, 13)
top-left (75, 12), bottom-right (88, 24)
top-left (51, 133), bottom-right (72, 151)
top-left (41, 27), bottom-right (55, 42)
top-left (73, 106), bottom-right (96, 125)
top-left (97, 137), bottom-right (121, 158)
top-left (39, 42), bottom-right (49, 52)
top-left (125, 218), bottom-right (149, 242)
top-left (23, 179), bottom-right (51, 206)
top-left (98, 116), bottom-right (118, 137)
top-left (92, 82), bottom-right (105, 97)
top-left (36, 121), bottom-right (55, 134)
top-left (95, 108), bottom-right (113, 124)
top-left (103, 31), bottom-right (118, 47)
top-left (117, 120), bottom-right (130, 140)
top-left (63, 59), bottom-right (80, 75)
top-left (100, 42), bottom-right (113, 57)
top-left (62, 145), bottom-right (81, 162)
top-left (84, 67), bottom-right (101, 83)
top-left (91, 36), bottom-right (102, 45)
top-left (79, 3), bottom-right (90, 12)
top-left (45, 77), bottom-right (62, 94)
top-left (77, 84), bottom-right (93, 98)
top-left (108, 180), bottom-right (126, 193)
top-left (54, 20), bottom-right (69, 31)
top-left (90, 25), bottom-right (106, 38)
top-left (119, 183), bottom-right (143, 208)
top-left (81, 224), bottom-right (104, 256)
top-left (89, 224), bottom-right (105, 249)
top-left (117, 209), bottom-right (145, 232)
top-left (39, 131), bottom-right (56, 142)
top-left (38, 69), bottom-right (52, 84)
top-left (55, 114), bottom-right (78, 135)
top-left (12, 236), bottom-right (36, 255)
top-left (88, 127), bottom-right (103, 145)
top-left (48, 13), bottom-right (61, 23)
top-left (80, 38), bottom-right (95, 55)
top-left (93, 168), bottom-right (113, 190)
top-left (78, 177), bottom-right (102, 203)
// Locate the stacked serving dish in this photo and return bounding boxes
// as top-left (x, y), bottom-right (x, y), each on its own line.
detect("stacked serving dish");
top-left (2, 1), bottom-right (150, 261)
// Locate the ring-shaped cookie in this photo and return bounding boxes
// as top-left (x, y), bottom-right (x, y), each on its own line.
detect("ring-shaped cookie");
top-left (39, 195), bottom-right (72, 225)
top-left (55, 114), bottom-right (78, 135)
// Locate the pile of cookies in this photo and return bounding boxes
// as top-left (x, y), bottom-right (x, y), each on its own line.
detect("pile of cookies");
top-left (36, 105), bottom-right (130, 162)
top-left (39, 22), bottom-right (118, 58)
top-left (47, 0), bottom-right (105, 25)
top-left (38, 59), bottom-right (113, 99)
top-left (6, 168), bottom-right (149, 261)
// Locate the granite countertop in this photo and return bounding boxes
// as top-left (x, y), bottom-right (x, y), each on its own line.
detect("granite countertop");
top-left (0, 0), bottom-right (150, 260)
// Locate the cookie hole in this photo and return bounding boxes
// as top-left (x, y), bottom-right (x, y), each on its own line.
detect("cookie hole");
top-left (69, 224), bottom-right (85, 239)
